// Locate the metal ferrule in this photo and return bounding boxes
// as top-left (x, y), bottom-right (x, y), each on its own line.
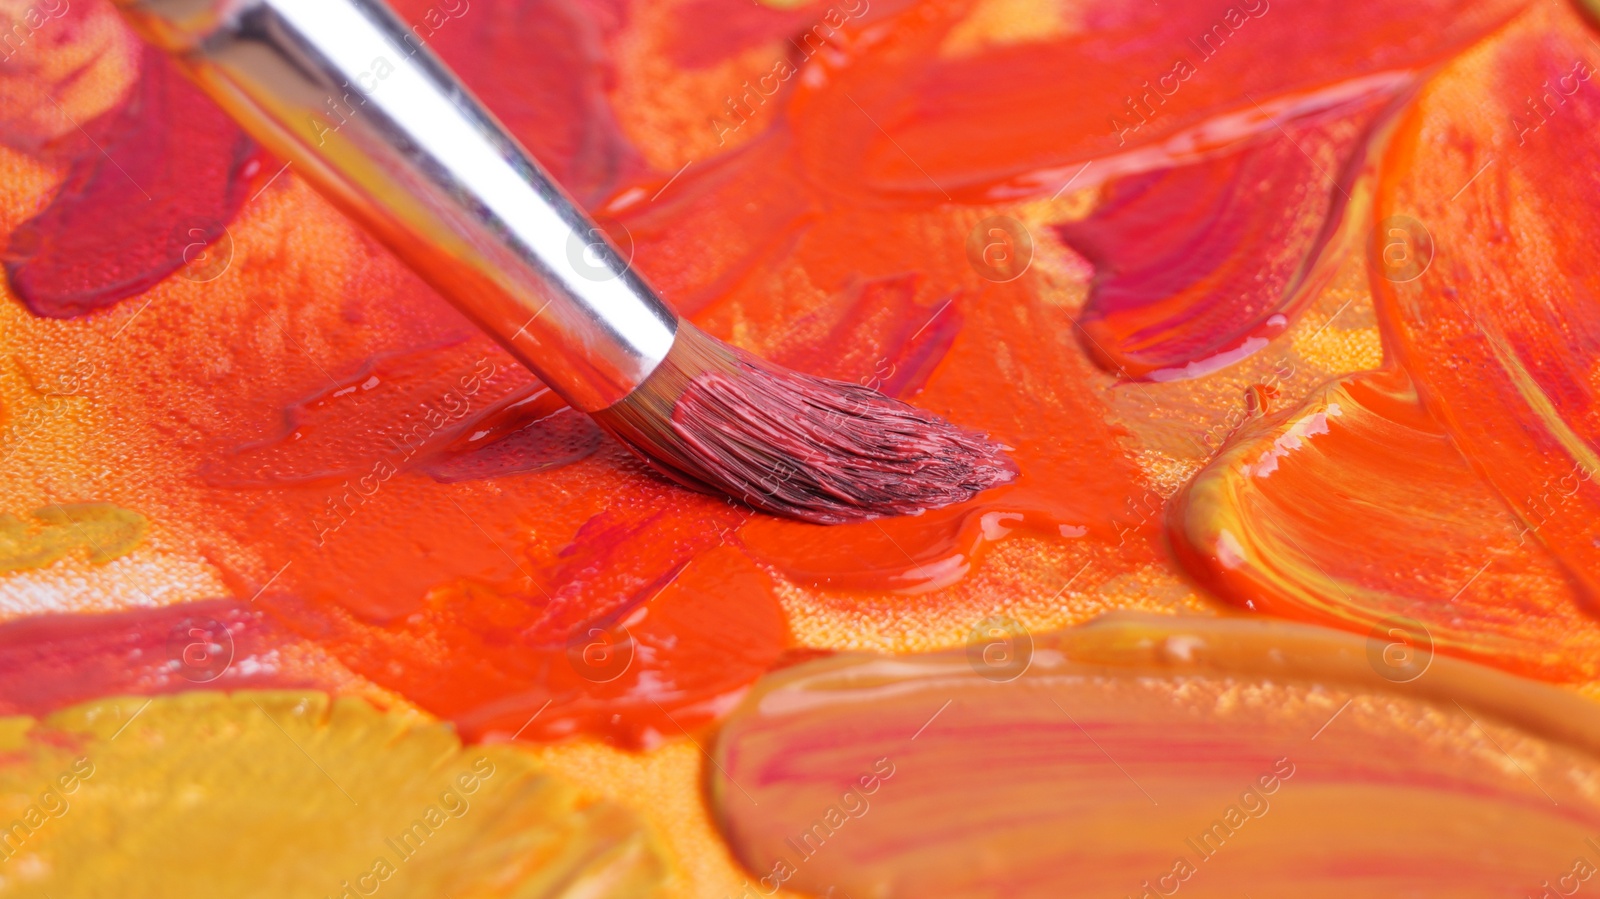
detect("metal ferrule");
top-left (113, 0), bottom-right (679, 412)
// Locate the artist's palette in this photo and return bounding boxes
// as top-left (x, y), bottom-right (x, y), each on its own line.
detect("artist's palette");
top-left (0, 0), bottom-right (1597, 895)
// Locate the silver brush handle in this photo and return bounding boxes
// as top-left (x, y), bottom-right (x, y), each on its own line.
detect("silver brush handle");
top-left (113, 0), bottom-right (678, 412)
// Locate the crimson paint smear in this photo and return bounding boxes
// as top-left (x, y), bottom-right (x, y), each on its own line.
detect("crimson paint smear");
top-left (262, 542), bottom-right (791, 746)
top-left (1056, 91), bottom-right (1392, 381)
top-left (0, 600), bottom-right (344, 716)
top-left (4, 46), bottom-right (264, 318)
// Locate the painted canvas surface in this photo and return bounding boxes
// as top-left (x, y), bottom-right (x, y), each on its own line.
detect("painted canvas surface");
top-left (1, 0), bottom-right (1599, 895)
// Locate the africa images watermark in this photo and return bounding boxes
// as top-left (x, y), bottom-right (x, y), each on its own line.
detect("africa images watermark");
top-left (709, 0), bottom-right (871, 147)
top-left (1512, 58), bottom-right (1591, 147)
top-left (1128, 756), bottom-right (1297, 899)
top-left (1527, 837), bottom-right (1600, 899)
top-left (1504, 459), bottom-right (1596, 551)
top-left (1108, 0), bottom-right (1270, 147)
top-left (0, 756), bottom-right (94, 864)
top-left (307, 0), bottom-right (470, 146)
top-left (0, 0), bottom-right (69, 62)
top-left (324, 756), bottom-right (495, 899)
top-left (0, 355), bottom-right (95, 464)
top-left (724, 757), bottom-right (897, 898)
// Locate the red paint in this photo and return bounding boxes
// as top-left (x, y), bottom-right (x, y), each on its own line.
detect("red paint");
top-left (6, 0), bottom-right (1567, 754)
top-left (423, 403), bottom-right (602, 483)
top-left (262, 543), bottom-right (789, 747)
top-left (787, 0), bottom-right (1525, 202)
top-left (1056, 91), bottom-right (1391, 381)
top-left (761, 274), bottom-right (965, 400)
top-left (663, 0), bottom-right (907, 70)
top-left (4, 46), bottom-right (265, 318)
top-left (609, 133), bottom-right (814, 318)
top-left (199, 339), bottom-right (538, 489)
top-left (0, 600), bottom-right (339, 715)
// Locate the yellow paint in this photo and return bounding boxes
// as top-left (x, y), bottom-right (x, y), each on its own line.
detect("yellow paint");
top-left (0, 692), bottom-right (666, 898)
top-left (529, 739), bottom-right (810, 899)
top-left (0, 503), bottom-right (146, 571)
top-left (611, 2), bottom-right (790, 168)
top-left (941, 0), bottom-right (1080, 56)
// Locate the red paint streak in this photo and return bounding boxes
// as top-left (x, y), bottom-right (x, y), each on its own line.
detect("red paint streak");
top-left (4, 47), bottom-right (264, 318)
top-left (0, 600), bottom-right (343, 716)
top-left (198, 341), bottom-right (535, 488)
top-left (1056, 92), bottom-right (1392, 381)
top-left (423, 404), bottom-right (602, 483)
top-left (611, 133), bottom-right (815, 318)
top-left (761, 273), bottom-right (964, 399)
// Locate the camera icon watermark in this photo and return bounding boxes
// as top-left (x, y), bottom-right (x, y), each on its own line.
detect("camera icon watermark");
top-left (166, 616), bottom-right (235, 683)
top-left (565, 621), bottom-right (635, 683)
top-left (1365, 614), bottom-right (1433, 683)
top-left (565, 221), bottom-right (636, 282)
top-left (1368, 215), bottom-right (1433, 283)
top-left (965, 615), bottom-right (1033, 682)
top-left (966, 216), bottom-right (1034, 283)
top-left (179, 225), bottom-right (234, 283)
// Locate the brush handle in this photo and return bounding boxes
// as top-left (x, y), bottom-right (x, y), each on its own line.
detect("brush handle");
top-left (113, 0), bottom-right (678, 412)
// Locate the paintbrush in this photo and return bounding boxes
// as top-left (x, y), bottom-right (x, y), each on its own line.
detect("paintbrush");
top-left (111, 0), bottom-right (1014, 524)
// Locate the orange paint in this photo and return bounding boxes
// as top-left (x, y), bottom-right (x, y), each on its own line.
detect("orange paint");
top-left (1170, 367), bottom-right (1600, 680)
top-left (0, 0), bottom-right (1585, 764)
top-left (1370, 0), bottom-right (1600, 600)
top-left (784, 0), bottom-right (1525, 203)
top-left (713, 615), bottom-right (1600, 898)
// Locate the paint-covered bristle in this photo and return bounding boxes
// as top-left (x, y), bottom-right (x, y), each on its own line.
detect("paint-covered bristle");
top-left (592, 323), bottom-right (1015, 524)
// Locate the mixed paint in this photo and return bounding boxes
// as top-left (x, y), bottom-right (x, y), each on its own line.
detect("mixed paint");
top-left (0, 0), bottom-right (1598, 895)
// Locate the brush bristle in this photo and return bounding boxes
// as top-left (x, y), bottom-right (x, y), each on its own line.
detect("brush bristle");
top-left (591, 323), bottom-right (1016, 524)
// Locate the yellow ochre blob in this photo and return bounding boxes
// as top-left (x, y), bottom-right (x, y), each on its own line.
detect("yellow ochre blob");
top-left (0, 692), bottom-right (666, 898)
top-left (0, 503), bottom-right (146, 571)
